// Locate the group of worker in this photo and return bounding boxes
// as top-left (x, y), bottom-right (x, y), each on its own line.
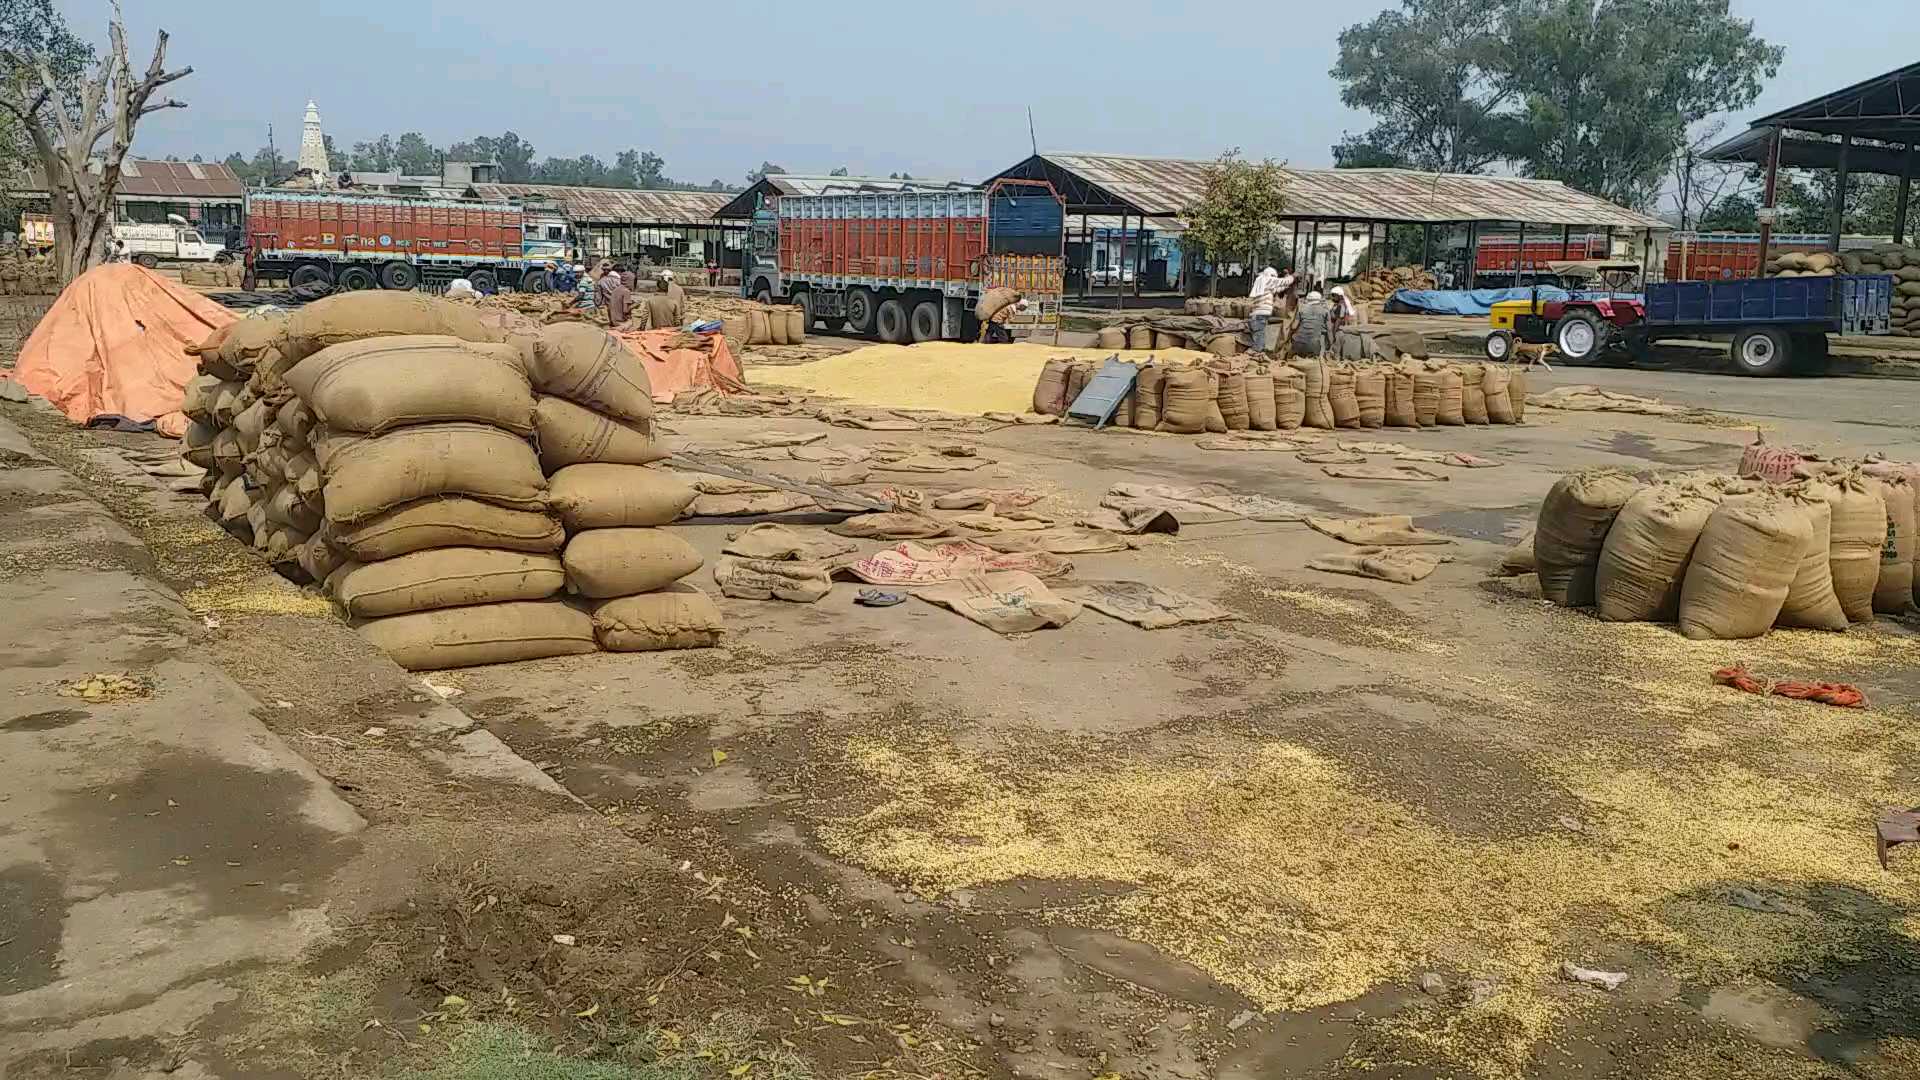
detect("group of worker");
top-left (547, 259), bottom-right (687, 330)
top-left (1248, 265), bottom-right (1360, 357)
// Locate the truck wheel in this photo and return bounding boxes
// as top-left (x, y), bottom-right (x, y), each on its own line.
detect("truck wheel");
top-left (337, 266), bottom-right (376, 291)
top-left (380, 262), bottom-right (417, 291)
top-left (1552, 311), bottom-right (1607, 364)
top-left (794, 289), bottom-right (816, 330)
top-left (875, 299), bottom-right (909, 344)
top-left (1483, 329), bottom-right (1514, 362)
top-left (467, 270), bottom-right (498, 295)
top-left (845, 288), bottom-right (877, 335)
top-left (134, 253), bottom-right (159, 269)
top-left (519, 270), bottom-right (550, 294)
top-left (290, 264), bottom-right (331, 289)
top-left (909, 300), bottom-right (941, 343)
top-left (1731, 326), bottom-right (1792, 376)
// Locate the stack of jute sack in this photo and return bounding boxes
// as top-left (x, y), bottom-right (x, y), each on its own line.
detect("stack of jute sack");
top-left (0, 252), bottom-right (60, 295)
top-left (179, 262), bottom-right (246, 289)
top-left (180, 291), bottom-right (723, 670)
top-left (1531, 463), bottom-right (1916, 639)
top-left (1030, 356), bottom-right (1526, 432)
top-left (1092, 321), bottom-right (1246, 357)
top-left (685, 294), bottom-right (807, 346)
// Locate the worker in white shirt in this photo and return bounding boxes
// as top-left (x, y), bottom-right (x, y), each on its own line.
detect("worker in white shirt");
top-left (1247, 266), bottom-right (1294, 351)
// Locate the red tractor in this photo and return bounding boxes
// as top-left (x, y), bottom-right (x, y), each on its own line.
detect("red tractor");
top-left (1482, 262), bottom-right (1648, 365)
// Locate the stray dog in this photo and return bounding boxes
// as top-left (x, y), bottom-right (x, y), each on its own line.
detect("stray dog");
top-left (1511, 341), bottom-right (1555, 371)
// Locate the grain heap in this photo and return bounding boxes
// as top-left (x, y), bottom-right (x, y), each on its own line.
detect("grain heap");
top-left (1532, 462), bottom-right (1917, 638)
top-left (1031, 355), bottom-right (1526, 431)
top-left (181, 292), bottom-right (722, 670)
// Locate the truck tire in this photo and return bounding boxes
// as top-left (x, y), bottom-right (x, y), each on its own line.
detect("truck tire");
top-left (1552, 311), bottom-right (1607, 364)
top-left (337, 265), bottom-right (377, 291)
top-left (845, 287), bottom-right (877, 335)
top-left (876, 299), bottom-right (909, 344)
top-left (1731, 326), bottom-right (1792, 376)
top-left (380, 262), bottom-right (417, 291)
top-left (290, 263), bottom-right (332, 289)
top-left (134, 253), bottom-right (159, 269)
top-left (909, 300), bottom-right (941, 343)
top-left (519, 270), bottom-right (550, 294)
top-left (467, 269), bottom-right (498, 295)
top-left (794, 289), bottom-right (816, 330)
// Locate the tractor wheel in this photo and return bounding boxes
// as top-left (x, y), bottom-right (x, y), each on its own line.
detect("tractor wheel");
top-left (1552, 311), bottom-right (1607, 364)
top-left (1483, 329), bottom-right (1515, 362)
top-left (1731, 326), bottom-right (1793, 377)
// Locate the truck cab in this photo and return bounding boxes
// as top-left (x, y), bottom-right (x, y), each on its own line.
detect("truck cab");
top-left (114, 214), bottom-right (227, 267)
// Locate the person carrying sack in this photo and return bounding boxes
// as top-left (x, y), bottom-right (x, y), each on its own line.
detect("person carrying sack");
top-left (1292, 290), bottom-right (1334, 357)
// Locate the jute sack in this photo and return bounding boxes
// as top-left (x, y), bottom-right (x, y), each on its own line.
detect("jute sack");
top-left (1436, 366), bottom-right (1465, 425)
top-left (332, 548), bottom-right (567, 618)
top-left (1203, 371), bottom-right (1228, 433)
top-left (1384, 364), bottom-right (1417, 427)
top-left (233, 398), bottom-right (273, 454)
top-left (1459, 363), bottom-right (1489, 424)
top-left (183, 422), bottom-right (217, 469)
top-left (1132, 364), bottom-right (1167, 429)
top-left (1595, 483), bottom-right (1719, 621)
top-left (547, 464), bottom-right (697, 529)
top-left (182, 375), bottom-right (222, 422)
top-left (217, 312), bottom-right (289, 371)
top-left (246, 499), bottom-right (272, 551)
top-left (212, 428), bottom-right (245, 477)
top-left (298, 533), bottom-right (348, 584)
top-left (534, 395), bottom-right (666, 471)
top-left (1096, 327), bottom-right (1127, 349)
top-left (746, 307), bottom-right (771, 345)
top-left (329, 497), bottom-right (565, 561)
top-left (1156, 367), bottom-right (1213, 434)
top-left (1155, 331), bottom-right (1182, 350)
top-left (529, 323), bottom-right (655, 425)
top-left (1291, 358), bottom-right (1334, 429)
top-left (264, 482), bottom-right (322, 534)
top-left (1327, 367), bottom-right (1361, 428)
top-left (211, 380), bottom-right (248, 424)
top-left (1127, 325), bottom-right (1153, 350)
top-left (288, 336), bottom-right (535, 436)
top-left (283, 449), bottom-right (321, 499)
top-left (1411, 366), bottom-right (1443, 427)
top-left (593, 583), bottom-right (725, 652)
top-left (1215, 366), bottom-right (1251, 431)
top-left (1535, 469), bottom-right (1641, 606)
top-left (768, 307), bottom-right (792, 345)
top-left (358, 599), bottom-right (597, 671)
top-left (276, 398), bottom-right (317, 448)
top-left (720, 315), bottom-right (749, 346)
top-left (1244, 370), bottom-right (1278, 430)
top-left (1775, 485), bottom-right (1848, 630)
top-left (1064, 362), bottom-right (1093, 410)
top-left (785, 308), bottom-right (805, 343)
top-left (1032, 359), bottom-right (1072, 415)
top-left (562, 527), bottom-right (705, 598)
top-left (1483, 365), bottom-right (1515, 424)
top-left (247, 437), bottom-right (293, 490)
top-left (1353, 366), bottom-right (1386, 429)
top-left (975, 287), bottom-right (1018, 322)
top-left (1274, 366), bottom-right (1306, 429)
top-left (217, 476), bottom-right (257, 527)
top-left (283, 290), bottom-right (505, 361)
top-left (1867, 476), bottom-right (1917, 613)
top-left (1508, 368), bottom-right (1528, 422)
top-left (1678, 494), bottom-right (1809, 640)
top-left (322, 422), bottom-right (548, 524)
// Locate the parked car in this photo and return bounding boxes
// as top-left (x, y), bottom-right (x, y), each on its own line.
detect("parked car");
top-left (1090, 266), bottom-right (1135, 286)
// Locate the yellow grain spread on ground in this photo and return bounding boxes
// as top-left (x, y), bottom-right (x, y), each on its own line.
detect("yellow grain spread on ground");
top-left (757, 342), bottom-right (1214, 415)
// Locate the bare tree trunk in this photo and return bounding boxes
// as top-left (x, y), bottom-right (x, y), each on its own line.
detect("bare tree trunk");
top-left (0, 2), bottom-right (190, 284)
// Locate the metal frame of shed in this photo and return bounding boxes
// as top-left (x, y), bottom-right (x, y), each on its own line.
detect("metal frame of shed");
top-left (471, 182), bottom-right (741, 264)
top-left (988, 153), bottom-right (1669, 303)
top-left (1702, 62), bottom-right (1920, 255)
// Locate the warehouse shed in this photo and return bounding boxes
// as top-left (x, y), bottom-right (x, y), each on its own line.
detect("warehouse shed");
top-left (472, 183), bottom-right (739, 267)
top-left (989, 152), bottom-right (1670, 300)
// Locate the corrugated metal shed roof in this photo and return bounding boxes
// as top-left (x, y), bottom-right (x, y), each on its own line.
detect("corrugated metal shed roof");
top-left (10, 158), bottom-right (244, 200)
top-left (473, 183), bottom-right (734, 225)
top-left (997, 153), bottom-right (1667, 229)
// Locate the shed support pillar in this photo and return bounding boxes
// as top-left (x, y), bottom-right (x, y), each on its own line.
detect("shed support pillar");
top-left (1895, 142), bottom-right (1914, 246)
top-left (1830, 134), bottom-right (1852, 253)
top-left (1465, 222), bottom-right (1478, 289)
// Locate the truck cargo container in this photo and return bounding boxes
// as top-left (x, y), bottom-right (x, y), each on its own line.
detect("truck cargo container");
top-left (244, 190), bottom-right (553, 294)
top-left (742, 179), bottom-right (1065, 342)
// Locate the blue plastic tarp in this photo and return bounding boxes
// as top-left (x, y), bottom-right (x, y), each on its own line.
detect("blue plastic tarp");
top-left (1385, 286), bottom-right (1572, 316)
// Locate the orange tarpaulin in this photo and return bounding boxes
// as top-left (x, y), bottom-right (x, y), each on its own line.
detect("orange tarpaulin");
top-left (6, 264), bottom-right (236, 437)
top-left (612, 328), bottom-right (748, 403)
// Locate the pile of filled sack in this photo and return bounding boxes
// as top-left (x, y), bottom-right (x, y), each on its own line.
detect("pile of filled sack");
top-left (1532, 462), bottom-right (1916, 639)
top-left (1032, 356), bottom-right (1528, 432)
top-left (180, 291), bottom-right (723, 671)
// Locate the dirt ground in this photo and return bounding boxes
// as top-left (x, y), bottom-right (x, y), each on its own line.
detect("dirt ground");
top-left (6, 347), bottom-right (1920, 1079)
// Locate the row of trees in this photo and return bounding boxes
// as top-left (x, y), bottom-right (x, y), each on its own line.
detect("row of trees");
top-left (1332, 0), bottom-right (1785, 219)
top-left (215, 130), bottom-right (743, 192)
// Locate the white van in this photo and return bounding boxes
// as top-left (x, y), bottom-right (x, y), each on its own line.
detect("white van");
top-left (113, 214), bottom-right (227, 267)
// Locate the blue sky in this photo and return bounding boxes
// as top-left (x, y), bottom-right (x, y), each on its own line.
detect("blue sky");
top-left (65, 1), bottom-right (1920, 185)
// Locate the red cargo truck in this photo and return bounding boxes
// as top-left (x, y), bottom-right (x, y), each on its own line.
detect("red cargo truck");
top-left (741, 179), bottom-right (1066, 342)
top-left (244, 189), bottom-right (553, 294)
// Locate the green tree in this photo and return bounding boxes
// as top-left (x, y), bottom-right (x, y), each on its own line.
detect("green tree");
top-left (350, 134), bottom-right (395, 172)
top-left (392, 131), bottom-right (438, 175)
top-left (746, 161), bottom-right (785, 184)
top-left (829, 166), bottom-right (849, 176)
top-left (322, 133), bottom-right (347, 173)
top-left (1496, 0), bottom-right (1782, 208)
top-left (1697, 192), bottom-right (1759, 232)
top-left (1330, 0), bottom-right (1514, 173)
top-left (1180, 150), bottom-right (1289, 296)
top-left (1777, 171), bottom-right (1902, 236)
